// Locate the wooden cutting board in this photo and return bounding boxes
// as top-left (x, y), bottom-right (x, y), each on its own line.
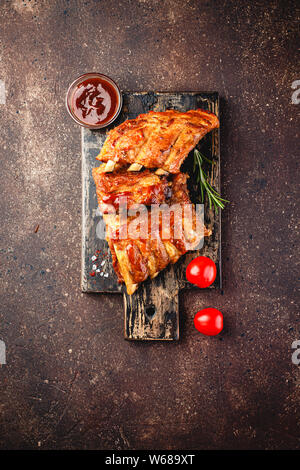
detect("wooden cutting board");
top-left (81, 92), bottom-right (221, 340)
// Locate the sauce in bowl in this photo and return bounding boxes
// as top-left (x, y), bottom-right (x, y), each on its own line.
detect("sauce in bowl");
top-left (66, 73), bottom-right (122, 129)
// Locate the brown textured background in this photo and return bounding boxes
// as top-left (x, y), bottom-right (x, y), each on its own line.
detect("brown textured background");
top-left (0, 0), bottom-right (299, 450)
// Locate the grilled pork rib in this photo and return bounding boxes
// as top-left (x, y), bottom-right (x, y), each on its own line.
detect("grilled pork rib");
top-left (96, 109), bottom-right (219, 174)
top-left (94, 170), bottom-right (211, 295)
top-left (92, 164), bottom-right (170, 213)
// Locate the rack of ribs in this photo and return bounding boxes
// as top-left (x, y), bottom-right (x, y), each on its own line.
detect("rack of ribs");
top-left (93, 109), bottom-right (218, 295)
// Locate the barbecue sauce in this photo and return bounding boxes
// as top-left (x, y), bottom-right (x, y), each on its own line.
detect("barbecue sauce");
top-left (71, 77), bottom-right (119, 126)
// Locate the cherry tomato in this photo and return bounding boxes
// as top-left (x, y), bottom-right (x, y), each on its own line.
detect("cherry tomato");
top-left (194, 308), bottom-right (223, 336)
top-left (186, 256), bottom-right (217, 288)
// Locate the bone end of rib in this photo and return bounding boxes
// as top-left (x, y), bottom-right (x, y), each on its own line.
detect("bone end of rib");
top-left (127, 163), bottom-right (143, 171)
top-left (155, 168), bottom-right (169, 176)
top-left (104, 160), bottom-right (116, 172)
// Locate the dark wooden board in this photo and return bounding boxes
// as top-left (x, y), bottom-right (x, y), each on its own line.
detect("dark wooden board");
top-left (81, 92), bottom-right (220, 340)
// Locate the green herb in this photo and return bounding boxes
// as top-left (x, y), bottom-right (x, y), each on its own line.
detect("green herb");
top-left (193, 149), bottom-right (228, 213)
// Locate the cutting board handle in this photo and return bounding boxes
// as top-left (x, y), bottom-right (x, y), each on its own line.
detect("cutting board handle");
top-left (124, 273), bottom-right (179, 340)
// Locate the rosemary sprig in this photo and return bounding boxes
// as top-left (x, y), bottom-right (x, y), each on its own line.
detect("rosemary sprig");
top-left (193, 149), bottom-right (228, 213)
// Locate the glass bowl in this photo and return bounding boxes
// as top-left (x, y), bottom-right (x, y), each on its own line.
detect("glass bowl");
top-left (66, 72), bottom-right (122, 129)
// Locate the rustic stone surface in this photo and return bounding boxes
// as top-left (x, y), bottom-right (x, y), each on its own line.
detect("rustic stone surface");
top-left (0, 0), bottom-right (299, 450)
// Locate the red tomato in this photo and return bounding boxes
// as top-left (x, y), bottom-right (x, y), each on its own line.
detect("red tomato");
top-left (186, 256), bottom-right (217, 288)
top-left (194, 308), bottom-right (223, 336)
